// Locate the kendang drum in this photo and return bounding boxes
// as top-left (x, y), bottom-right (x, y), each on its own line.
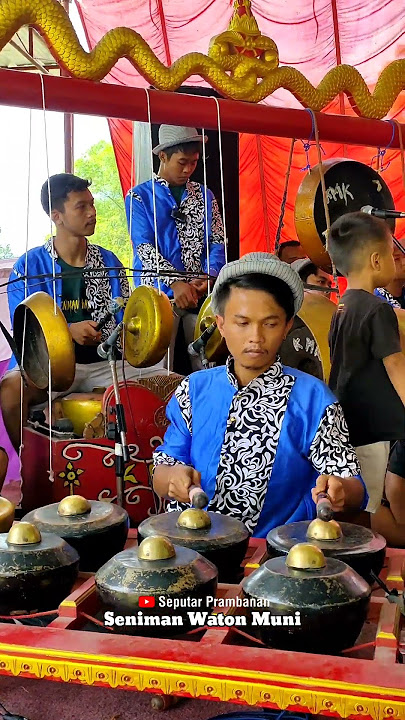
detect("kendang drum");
top-left (133, 373), bottom-right (184, 404)
top-left (295, 159), bottom-right (396, 272)
top-left (103, 380), bottom-right (169, 448)
top-left (20, 382), bottom-right (168, 526)
top-left (60, 393), bottom-right (103, 437)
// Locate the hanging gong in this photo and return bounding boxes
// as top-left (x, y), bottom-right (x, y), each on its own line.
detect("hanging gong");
top-left (123, 286), bottom-right (173, 367)
top-left (13, 292), bottom-right (75, 391)
top-left (294, 159), bottom-right (396, 272)
top-left (193, 295), bottom-right (227, 363)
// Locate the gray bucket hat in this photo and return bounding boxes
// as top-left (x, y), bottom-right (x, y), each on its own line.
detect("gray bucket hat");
top-left (210, 252), bottom-right (304, 315)
top-left (153, 125), bottom-right (208, 155)
top-left (290, 258), bottom-right (313, 276)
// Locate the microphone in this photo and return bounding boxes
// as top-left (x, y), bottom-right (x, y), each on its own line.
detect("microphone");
top-left (361, 205), bottom-right (405, 219)
top-left (96, 297), bottom-right (125, 331)
top-left (97, 321), bottom-right (124, 360)
top-left (188, 322), bottom-right (217, 357)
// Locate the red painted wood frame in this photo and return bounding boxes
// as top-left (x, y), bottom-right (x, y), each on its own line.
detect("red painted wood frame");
top-left (0, 537), bottom-right (403, 719)
top-left (0, 68), bottom-right (403, 149)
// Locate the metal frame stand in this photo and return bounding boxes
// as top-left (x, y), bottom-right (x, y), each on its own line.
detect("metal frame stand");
top-left (106, 347), bottom-right (129, 507)
top-left (199, 348), bottom-right (210, 369)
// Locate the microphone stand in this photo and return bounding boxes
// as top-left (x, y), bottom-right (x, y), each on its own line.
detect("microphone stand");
top-left (99, 327), bottom-right (129, 508)
top-left (188, 321), bottom-right (217, 370)
top-left (199, 347), bottom-right (210, 369)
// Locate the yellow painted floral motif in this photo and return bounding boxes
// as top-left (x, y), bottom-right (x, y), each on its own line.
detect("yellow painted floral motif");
top-left (0, 0), bottom-right (404, 118)
top-left (123, 464), bottom-right (136, 485)
top-left (58, 461), bottom-right (84, 493)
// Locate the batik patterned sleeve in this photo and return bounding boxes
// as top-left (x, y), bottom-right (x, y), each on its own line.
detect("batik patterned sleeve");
top-left (153, 377), bottom-right (192, 468)
top-left (207, 195), bottom-right (225, 277)
top-left (309, 402), bottom-right (361, 476)
top-left (107, 250), bottom-right (130, 299)
top-left (308, 402), bottom-right (368, 508)
top-left (125, 191), bottom-right (183, 287)
top-left (118, 267), bottom-right (130, 300)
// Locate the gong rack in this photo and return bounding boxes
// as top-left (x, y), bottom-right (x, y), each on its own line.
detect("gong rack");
top-left (0, 532), bottom-right (404, 719)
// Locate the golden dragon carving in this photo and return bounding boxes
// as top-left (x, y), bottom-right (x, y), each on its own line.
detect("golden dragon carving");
top-left (0, 0), bottom-right (404, 119)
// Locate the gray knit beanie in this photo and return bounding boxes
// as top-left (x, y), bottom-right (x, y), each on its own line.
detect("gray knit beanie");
top-left (211, 252), bottom-right (304, 315)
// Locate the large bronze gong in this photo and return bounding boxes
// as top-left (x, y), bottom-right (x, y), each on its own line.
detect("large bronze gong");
top-left (123, 286), bottom-right (173, 367)
top-left (13, 292), bottom-right (75, 391)
top-left (294, 159), bottom-right (396, 272)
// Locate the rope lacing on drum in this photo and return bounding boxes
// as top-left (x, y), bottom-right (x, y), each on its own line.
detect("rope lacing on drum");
top-left (300, 109), bottom-right (325, 172)
top-left (371, 119), bottom-right (396, 173)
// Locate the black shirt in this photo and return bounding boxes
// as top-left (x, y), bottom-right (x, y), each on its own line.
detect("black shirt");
top-left (59, 257), bottom-right (99, 365)
top-left (388, 440), bottom-right (405, 476)
top-left (329, 289), bottom-right (405, 446)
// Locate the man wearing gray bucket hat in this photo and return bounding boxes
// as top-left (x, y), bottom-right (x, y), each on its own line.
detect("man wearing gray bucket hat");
top-left (153, 252), bottom-right (367, 537)
top-left (125, 125), bottom-right (225, 372)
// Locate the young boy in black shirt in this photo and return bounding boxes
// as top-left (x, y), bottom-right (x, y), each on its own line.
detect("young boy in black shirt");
top-left (328, 212), bottom-right (405, 514)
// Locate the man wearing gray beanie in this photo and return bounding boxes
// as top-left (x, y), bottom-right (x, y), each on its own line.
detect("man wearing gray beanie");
top-left (152, 253), bottom-right (367, 537)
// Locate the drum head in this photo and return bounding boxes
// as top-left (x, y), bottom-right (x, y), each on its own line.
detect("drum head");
top-left (295, 159), bottom-right (395, 271)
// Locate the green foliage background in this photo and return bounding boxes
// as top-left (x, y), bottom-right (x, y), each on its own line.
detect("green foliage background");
top-left (75, 140), bottom-right (132, 271)
top-left (0, 244), bottom-right (13, 259)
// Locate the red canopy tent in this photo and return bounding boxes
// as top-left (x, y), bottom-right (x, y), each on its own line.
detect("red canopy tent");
top-left (75, 0), bottom-right (405, 256)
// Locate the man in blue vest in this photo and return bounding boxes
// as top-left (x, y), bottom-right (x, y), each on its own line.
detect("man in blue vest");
top-left (125, 125), bottom-right (225, 371)
top-left (0, 173), bottom-right (165, 450)
top-left (153, 253), bottom-right (367, 537)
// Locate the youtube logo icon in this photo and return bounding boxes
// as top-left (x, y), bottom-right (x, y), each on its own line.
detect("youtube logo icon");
top-left (139, 596), bottom-right (155, 608)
